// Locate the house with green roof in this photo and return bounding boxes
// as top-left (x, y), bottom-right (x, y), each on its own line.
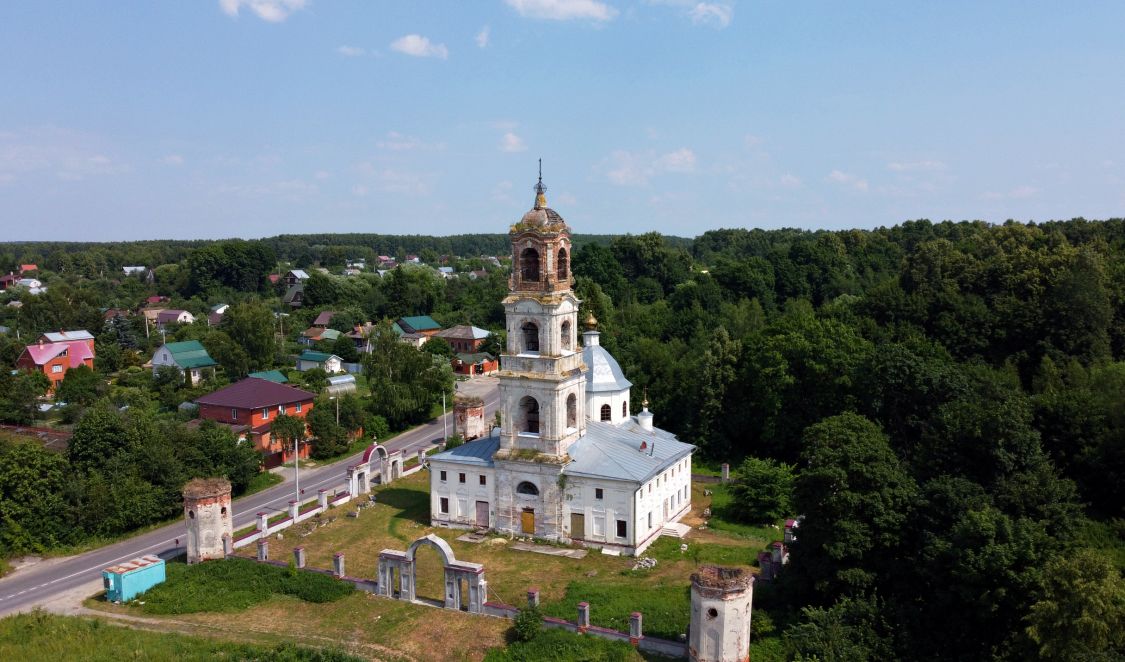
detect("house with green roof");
top-left (152, 340), bottom-right (218, 385)
top-left (296, 349), bottom-right (342, 374)
top-left (248, 369), bottom-right (289, 384)
top-left (396, 315), bottom-right (441, 335)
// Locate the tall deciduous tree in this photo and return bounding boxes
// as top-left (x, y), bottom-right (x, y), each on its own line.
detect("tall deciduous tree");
top-left (1026, 549), bottom-right (1125, 661)
top-left (220, 302), bottom-right (276, 370)
top-left (793, 413), bottom-right (916, 598)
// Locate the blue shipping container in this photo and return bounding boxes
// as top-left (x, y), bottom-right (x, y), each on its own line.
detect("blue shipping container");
top-left (102, 555), bottom-right (166, 603)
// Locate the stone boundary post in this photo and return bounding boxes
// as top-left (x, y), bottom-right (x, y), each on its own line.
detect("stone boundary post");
top-left (333, 553), bottom-right (345, 577)
top-left (257, 539), bottom-right (268, 561)
top-left (577, 602), bottom-right (590, 633)
top-left (527, 587), bottom-right (540, 608)
top-left (223, 534), bottom-right (233, 556)
top-left (721, 463), bottom-right (730, 483)
top-left (287, 500), bottom-right (299, 519)
top-left (257, 512), bottom-right (268, 532)
top-left (630, 612), bottom-right (643, 645)
top-left (318, 489), bottom-right (328, 509)
top-left (294, 547), bottom-right (306, 568)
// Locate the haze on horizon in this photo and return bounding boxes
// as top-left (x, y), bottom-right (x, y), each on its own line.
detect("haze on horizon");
top-left (2, 1), bottom-right (1123, 242)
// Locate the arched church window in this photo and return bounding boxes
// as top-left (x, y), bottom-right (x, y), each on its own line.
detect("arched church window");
top-left (520, 396), bottom-right (540, 433)
top-left (567, 393), bottom-right (577, 428)
top-left (600, 404), bottom-right (612, 422)
top-left (522, 322), bottom-right (540, 353)
top-left (520, 247), bottom-right (540, 282)
top-left (516, 481), bottom-right (540, 496)
top-left (557, 247), bottom-right (568, 281)
top-left (561, 320), bottom-right (572, 351)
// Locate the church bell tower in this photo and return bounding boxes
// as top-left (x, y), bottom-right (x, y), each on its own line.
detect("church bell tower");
top-left (492, 164), bottom-right (587, 539)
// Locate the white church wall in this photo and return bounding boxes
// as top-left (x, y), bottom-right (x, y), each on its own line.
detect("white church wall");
top-left (587, 390), bottom-right (630, 425)
top-left (563, 477), bottom-right (635, 550)
top-left (430, 461), bottom-right (496, 529)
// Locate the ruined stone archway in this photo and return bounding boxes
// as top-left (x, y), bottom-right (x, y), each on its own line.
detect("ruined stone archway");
top-left (377, 534), bottom-right (487, 613)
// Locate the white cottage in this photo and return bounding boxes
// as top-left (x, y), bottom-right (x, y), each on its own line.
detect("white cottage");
top-left (428, 174), bottom-right (693, 556)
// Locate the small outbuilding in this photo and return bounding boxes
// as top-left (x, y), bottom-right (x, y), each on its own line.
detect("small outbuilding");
top-left (102, 555), bottom-right (166, 603)
top-left (297, 350), bottom-right (342, 373)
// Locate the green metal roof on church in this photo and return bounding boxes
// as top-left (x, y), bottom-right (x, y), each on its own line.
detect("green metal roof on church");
top-left (397, 315), bottom-right (441, 333)
top-left (248, 370), bottom-right (288, 383)
top-left (163, 340), bottom-right (217, 369)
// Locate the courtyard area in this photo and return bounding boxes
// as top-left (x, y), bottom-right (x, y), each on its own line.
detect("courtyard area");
top-left (89, 470), bottom-right (772, 661)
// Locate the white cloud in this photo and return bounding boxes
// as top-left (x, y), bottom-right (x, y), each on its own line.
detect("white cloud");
top-left (219, 0), bottom-right (307, 22)
top-left (887, 160), bottom-right (946, 172)
top-left (314, 170), bottom-right (331, 180)
top-left (0, 128), bottom-right (130, 182)
top-left (655, 147), bottom-right (696, 172)
top-left (500, 132), bottom-right (528, 153)
top-left (603, 147), bottom-right (697, 186)
top-left (161, 154), bottom-right (184, 166)
top-left (648, 1), bottom-right (732, 28)
top-left (476, 26), bottom-right (490, 48)
top-left (336, 45), bottom-right (366, 57)
top-left (827, 169), bottom-right (868, 192)
top-left (981, 185), bottom-right (1038, 200)
top-left (688, 3), bottom-right (733, 28)
top-left (779, 173), bottom-right (801, 188)
top-left (505, 0), bottom-right (618, 22)
top-left (744, 134), bottom-right (763, 148)
top-left (357, 162), bottom-right (432, 195)
top-left (377, 131), bottom-right (444, 152)
top-left (389, 34), bottom-right (449, 59)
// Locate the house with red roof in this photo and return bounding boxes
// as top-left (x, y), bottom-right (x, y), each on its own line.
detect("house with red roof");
top-left (0, 273), bottom-right (20, 290)
top-left (19, 264), bottom-right (38, 275)
top-left (155, 309), bottom-right (195, 330)
top-left (16, 333), bottom-right (96, 393)
top-left (194, 377), bottom-right (316, 468)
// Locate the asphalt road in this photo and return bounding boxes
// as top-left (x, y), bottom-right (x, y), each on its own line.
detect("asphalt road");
top-left (0, 380), bottom-right (499, 617)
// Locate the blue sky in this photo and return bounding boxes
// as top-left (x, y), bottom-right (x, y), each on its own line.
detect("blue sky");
top-left (2, 1), bottom-right (1123, 241)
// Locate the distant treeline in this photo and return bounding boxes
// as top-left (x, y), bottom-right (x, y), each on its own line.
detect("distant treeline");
top-left (0, 232), bottom-right (673, 276)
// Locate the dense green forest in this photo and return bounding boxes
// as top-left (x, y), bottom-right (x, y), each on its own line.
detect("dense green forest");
top-left (1, 218), bottom-right (1124, 660)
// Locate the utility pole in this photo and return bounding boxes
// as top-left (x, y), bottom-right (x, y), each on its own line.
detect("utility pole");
top-left (442, 390), bottom-right (448, 442)
top-left (294, 434), bottom-right (301, 504)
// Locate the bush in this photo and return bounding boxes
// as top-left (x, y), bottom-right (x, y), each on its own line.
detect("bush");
top-left (484, 627), bottom-right (641, 662)
top-left (139, 558), bottom-right (353, 614)
top-left (512, 606), bottom-right (543, 643)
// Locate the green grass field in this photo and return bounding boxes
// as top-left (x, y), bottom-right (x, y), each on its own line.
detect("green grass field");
top-left (0, 611), bottom-right (364, 662)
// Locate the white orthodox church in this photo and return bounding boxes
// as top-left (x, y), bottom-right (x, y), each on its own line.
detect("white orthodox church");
top-left (428, 174), bottom-right (694, 556)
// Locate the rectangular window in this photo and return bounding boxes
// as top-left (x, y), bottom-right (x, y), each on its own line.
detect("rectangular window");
top-left (440, 470), bottom-right (447, 482)
top-left (231, 408), bottom-right (237, 420)
top-left (459, 473), bottom-right (466, 484)
top-left (648, 512), bottom-right (653, 529)
top-left (479, 475), bottom-right (487, 486)
top-left (595, 488), bottom-right (603, 500)
top-left (295, 402), bottom-right (302, 412)
top-left (278, 405), bottom-right (285, 414)
top-left (261, 408), bottom-right (269, 420)
top-left (648, 483), bottom-right (652, 494)
top-left (51, 365), bottom-right (63, 374)
top-left (616, 520), bottom-right (627, 538)
top-left (440, 497), bottom-right (449, 514)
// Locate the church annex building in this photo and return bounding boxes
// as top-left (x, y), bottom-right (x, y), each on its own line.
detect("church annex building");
top-left (428, 175), bottom-right (694, 556)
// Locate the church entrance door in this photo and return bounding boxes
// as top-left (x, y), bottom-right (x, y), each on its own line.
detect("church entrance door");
top-left (570, 512), bottom-right (585, 539)
top-left (475, 501), bottom-right (489, 527)
top-left (521, 509), bottom-right (535, 534)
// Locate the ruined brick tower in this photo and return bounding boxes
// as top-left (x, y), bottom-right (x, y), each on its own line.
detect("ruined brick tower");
top-left (689, 565), bottom-right (755, 662)
top-left (182, 477), bottom-right (233, 563)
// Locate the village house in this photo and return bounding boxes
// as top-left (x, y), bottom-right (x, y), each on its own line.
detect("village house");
top-left (207, 303), bottom-right (228, 327)
top-left (155, 309), bottom-right (195, 330)
top-left (452, 352), bottom-right (499, 376)
top-left (19, 264), bottom-right (38, 275)
top-left (16, 330), bottom-right (96, 393)
top-left (346, 322), bottom-right (378, 353)
top-left (396, 315), bottom-right (442, 337)
top-left (300, 327), bottom-right (341, 346)
top-left (296, 350), bottom-right (343, 373)
top-left (122, 266), bottom-right (147, 275)
top-left (0, 273), bottom-right (20, 290)
top-left (283, 284), bottom-right (304, 308)
top-left (436, 325), bottom-right (491, 354)
top-left (194, 377), bottom-right (315, 467)
top-left (16, 278), bottom-right (46, 294)
top-left (151, 340), bottom-right (218, 385)
top-left (283, 269), bottom-right (310, 286)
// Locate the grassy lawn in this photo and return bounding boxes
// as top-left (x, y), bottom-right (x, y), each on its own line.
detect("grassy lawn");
top-left (704, 483), bottom-right (785, 541)
top-left (93, 468), bottom-right (770, 660)
top-left (0, 611), bottom-right (365, 662)
top-left (244, 470), bottom-right (284, 496)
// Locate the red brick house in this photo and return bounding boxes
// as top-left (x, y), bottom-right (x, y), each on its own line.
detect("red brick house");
top-left (435, 325), bottom-right (491, 354)
top-left (195, 377), bottom-right (316, 468)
